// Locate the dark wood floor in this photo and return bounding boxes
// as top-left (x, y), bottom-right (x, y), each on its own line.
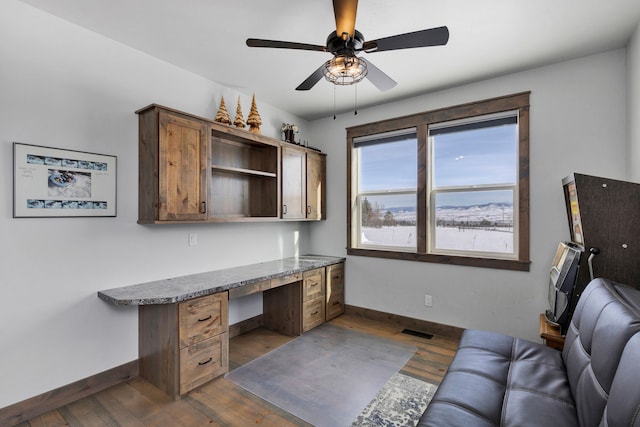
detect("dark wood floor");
top-left (18, 314), bottom-right (459, 427)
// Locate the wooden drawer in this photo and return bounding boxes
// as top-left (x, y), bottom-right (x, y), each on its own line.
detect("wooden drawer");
top-left (229, 279), bottom-right (270, 299)
top-left (327, 263), bottom-right (344, 291)
top-left (179, 292), bottom-right (228, 348)
top-left (326, 263), bottom-right (345, 321)
top-left (179, 332), bottom-right (229, 394)
top-left (326, 291), bottom-right (345, 321)
top-left (303, 268), bottom-right (325, 302)
top-left (270, 272), bottom-right (302, 289)
top-left (303, 297), bottom-right (325, 332)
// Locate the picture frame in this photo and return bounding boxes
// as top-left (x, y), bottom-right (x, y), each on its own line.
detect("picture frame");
top-left (13, 142), bottom-right (117, 218)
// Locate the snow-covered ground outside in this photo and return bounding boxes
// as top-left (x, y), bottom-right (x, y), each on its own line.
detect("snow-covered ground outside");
top-left (361, 203), bottom-right (514, 254)
top-left (361, 226), bottom-right (513, 253)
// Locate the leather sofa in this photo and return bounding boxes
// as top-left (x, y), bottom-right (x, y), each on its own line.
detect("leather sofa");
top-left (418, 278), bottom-right (640, 426)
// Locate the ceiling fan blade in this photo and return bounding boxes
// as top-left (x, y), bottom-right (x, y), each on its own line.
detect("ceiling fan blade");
top-left (363, 26), bottom-right (449, 52)
top-left (361, 58), bottom-right (397, 92)
top-left (296, 64), bottom-right (326, 91)
top-left (246, 38), bottom-right (326, 52)
top-left (333, 0), bottom-right (358, 38)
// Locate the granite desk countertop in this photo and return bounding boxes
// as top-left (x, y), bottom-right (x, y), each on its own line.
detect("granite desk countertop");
top-left (97, 255), bottom-right (345, 306)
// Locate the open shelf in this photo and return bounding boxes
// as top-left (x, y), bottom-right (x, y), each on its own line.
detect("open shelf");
top-left (212, 165), bottom-right (277, 178)
top-left (210, 129), bottom-right (280, 220)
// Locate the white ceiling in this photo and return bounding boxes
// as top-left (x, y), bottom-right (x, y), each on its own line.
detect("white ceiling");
top-left (18, 0), bottom-right (640, 120)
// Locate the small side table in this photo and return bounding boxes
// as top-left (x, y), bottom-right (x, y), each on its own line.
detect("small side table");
top-left (539, 313), bottom-right (565, 350)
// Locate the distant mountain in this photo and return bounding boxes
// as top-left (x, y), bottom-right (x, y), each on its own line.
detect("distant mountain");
top-left (437, 202), bottom-right (513, 210)
top-left (380, 202), bottom-right (514, 226)
top-left (384, 202), bottom-right (513, 213)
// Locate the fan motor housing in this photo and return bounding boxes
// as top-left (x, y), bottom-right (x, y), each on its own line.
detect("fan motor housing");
top-left (326, 30), bottom-right (365, 56)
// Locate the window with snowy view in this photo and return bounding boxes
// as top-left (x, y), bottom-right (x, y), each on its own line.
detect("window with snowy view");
top-left (347, 93), bottom-right (530, 271)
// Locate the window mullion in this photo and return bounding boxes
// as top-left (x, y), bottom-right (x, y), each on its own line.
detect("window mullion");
top-left (417, 124), bottom-right (428, 253)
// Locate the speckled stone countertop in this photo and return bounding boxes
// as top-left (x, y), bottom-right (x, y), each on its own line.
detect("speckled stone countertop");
top-left (97, 255), bottom-right (345, 306)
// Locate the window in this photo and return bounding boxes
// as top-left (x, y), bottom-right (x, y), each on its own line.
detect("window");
top-left (347, 93), bottom-right (530, 271)
top-left (354, 130), bottom-right (417, 250)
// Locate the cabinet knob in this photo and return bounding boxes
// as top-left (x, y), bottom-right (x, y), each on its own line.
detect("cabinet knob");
top-left (307, 205), bottom-right (312, 215)
top-left (283, 204), bottom-right (287, 215)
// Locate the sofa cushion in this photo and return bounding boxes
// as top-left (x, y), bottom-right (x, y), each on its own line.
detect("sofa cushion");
top-left (418, 329), bottom-right (578, 427)
top-left (562, 278), bottom-right (640, 427)
top-left (605, 332), bottom-right (640, 426)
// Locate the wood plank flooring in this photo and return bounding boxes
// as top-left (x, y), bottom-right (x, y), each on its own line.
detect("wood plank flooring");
top-left (17, 314), bottom-right (459, 427)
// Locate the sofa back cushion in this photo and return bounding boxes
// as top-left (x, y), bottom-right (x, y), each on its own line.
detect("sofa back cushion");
top-left (562, 278), bottom-right (640, 426)
top-left (604, 332), bottom-right (640, 426)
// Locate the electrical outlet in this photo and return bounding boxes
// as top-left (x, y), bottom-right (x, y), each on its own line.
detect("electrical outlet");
top-left (424, 294), bottom-right (433, 307)
top-left (188, 233), bottom-right (198, 246)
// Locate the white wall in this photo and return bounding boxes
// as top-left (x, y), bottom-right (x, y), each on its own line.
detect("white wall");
top-left (628, 22), bottom-right (640, 180)
top-left (308, 49), bottom-right (628, 343)
top-left (0, 0), bottom-right (311, 408)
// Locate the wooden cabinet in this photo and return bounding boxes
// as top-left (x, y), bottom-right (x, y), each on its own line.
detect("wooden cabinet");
top-left (137, 104), bottom-right (326, 223)
top-left (302, 267), bottom-right (326, 332)
top-left (262, 267), bottom-right (332, 335)
top-left (539, 313), bottom-right (565, 351)
top-left (139, 292), bottom-right (229, 398)
top-left (137, 106), bottom-right (209, 222)
top-left (326, 262), bottom-right (345, 321)
top-left (281, 146), bottom-right (327, 220)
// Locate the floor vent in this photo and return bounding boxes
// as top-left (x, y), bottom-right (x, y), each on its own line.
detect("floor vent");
top-left (401, 329), bottom-right (434, 340)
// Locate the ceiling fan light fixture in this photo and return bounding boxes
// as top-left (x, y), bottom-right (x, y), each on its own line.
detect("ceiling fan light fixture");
top-left (323, 55), bottom-right (367, 85)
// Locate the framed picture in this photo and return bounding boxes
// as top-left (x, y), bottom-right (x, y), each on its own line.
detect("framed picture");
top-left (13, 142), bottom-right (117, 218)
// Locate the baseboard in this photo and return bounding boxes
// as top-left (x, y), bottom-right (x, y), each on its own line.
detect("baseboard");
top-left (0, 359), bottom-right (139, 427)
top-left (345, 305), bottom-right (464, 340)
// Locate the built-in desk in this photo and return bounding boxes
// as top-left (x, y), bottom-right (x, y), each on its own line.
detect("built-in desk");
top-left (97, 255), bottom-right (345, 398)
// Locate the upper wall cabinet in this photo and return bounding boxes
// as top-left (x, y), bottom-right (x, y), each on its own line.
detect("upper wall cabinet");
top-left (281, 146), bottom-right (327, 220)
top-left (136, 104), bottom-right (325, 224)
top-left (137, 105), bottom-right (209, 222)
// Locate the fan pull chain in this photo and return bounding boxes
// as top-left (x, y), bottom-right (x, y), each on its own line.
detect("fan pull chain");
top-left (354, 84), bottom-right (358, 116)
top-left (333, 85), bottom-right (337, 120)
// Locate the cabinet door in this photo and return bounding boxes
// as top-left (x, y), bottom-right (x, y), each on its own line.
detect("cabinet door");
top-left (158, 112), bottom-right (208, 221)
top-left (306, 152), bottom-right (326, 220)
top-left (281, 146), bottom-right (306, 219)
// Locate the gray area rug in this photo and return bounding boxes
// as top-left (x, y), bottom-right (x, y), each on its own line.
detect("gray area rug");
top-left (352, 372), bottom-right (438, 427)
top-left (225, 323), bottom-right (417, 427)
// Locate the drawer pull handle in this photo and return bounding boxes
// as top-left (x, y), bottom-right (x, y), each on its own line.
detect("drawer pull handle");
top-left (199, 357), bottom-right (213, 366)
top-left (198, 315), bottom-right (212, 322)
top-left (311, 311), bottom-right (319, 315)
top-left (310, 282), bottom-right (319, 287)
top-left (332, 301), bottom-right (341, 306)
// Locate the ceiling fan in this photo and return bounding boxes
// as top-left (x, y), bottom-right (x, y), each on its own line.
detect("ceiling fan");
top-left (246, 0), bottom-right (449, 91)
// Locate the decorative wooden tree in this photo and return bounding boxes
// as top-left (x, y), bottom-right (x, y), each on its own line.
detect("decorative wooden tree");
top-left (214, 97), bottom-right (231, 125)
top-left (247, 94), bottom-right (262, 134)
top-left (233, 96), bottom-right (246, 129)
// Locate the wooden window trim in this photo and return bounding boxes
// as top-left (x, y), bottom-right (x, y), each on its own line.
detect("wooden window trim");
top-left (347, 92), bottom-right (531, 272)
